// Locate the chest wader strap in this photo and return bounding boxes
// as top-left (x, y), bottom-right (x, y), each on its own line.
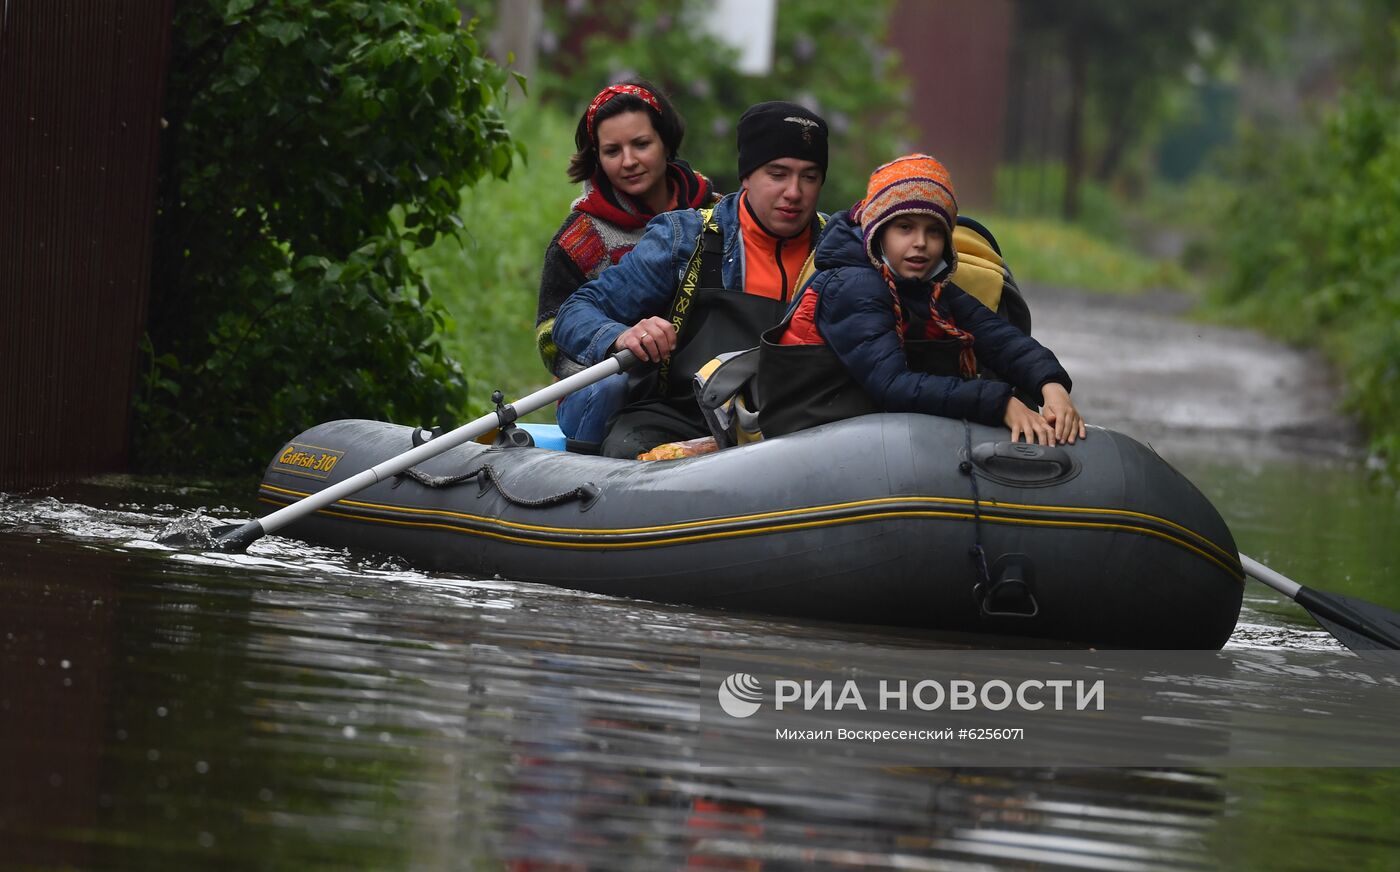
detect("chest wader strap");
top-left (790, 213), bottom-right (826, 301)
top-left (658, 208), bottom-right (723, 396)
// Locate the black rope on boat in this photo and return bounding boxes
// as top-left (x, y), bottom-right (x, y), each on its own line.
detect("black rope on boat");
top-left (960, 422), bottom-right (1041, 619)
top-left (397, 466), bottom-right (479, 489)
top-left (960, 420), bottom-right (995, 609)
top-left (474, 464), bottom-right (601, 510)
top-left (398, 464), bottom-right (600, 511)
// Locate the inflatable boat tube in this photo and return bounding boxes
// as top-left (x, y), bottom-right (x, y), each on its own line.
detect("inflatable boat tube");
top-left (257, 414), bottom-right (1243, 648)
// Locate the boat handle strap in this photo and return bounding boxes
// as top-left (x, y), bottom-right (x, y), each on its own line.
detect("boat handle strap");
top-left (397, 463), bottom-right (601, 512)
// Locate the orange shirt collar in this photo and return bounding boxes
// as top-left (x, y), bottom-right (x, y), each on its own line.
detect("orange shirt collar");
top-left (738, 191), bottom-right (812, 301)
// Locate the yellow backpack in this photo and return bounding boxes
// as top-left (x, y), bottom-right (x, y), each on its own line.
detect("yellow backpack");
top-left (951, 215), bottom-right (1030, 335)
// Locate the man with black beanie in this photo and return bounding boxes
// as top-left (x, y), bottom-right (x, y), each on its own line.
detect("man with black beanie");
top-left (553, 99), bottom-right (831, 458)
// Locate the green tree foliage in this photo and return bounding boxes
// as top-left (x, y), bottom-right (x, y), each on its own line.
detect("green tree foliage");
top-left (1265, 0), bottom-right (1400, 90)
top-left (1013, 0), bottom-right (1251, 219)
top-left (1212, 80), bottom-right (1400, 465)
top-left (412, 105), bottom-right (580, 419)
top-left (532, 0), bottom-right (910, 211)
top-left (140, 0), bottom-right (518, 474)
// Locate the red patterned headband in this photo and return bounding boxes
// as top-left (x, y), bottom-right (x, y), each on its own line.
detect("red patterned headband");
top-left (585, 84), bottom-right (662, 141)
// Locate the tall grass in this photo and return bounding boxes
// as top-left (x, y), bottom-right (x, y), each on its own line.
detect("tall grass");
top-left (994, 163), bottom-right (1131, 244)
top-left (987, 163), bottom-right (1197, 294)
top-left (981, 213), bottom-right (1195, 295)
top-left (413, 104), bottom-right (578, 423)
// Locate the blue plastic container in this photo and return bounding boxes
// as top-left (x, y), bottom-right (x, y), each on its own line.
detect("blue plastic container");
top-left (517, 423), bottom-right (567, 452)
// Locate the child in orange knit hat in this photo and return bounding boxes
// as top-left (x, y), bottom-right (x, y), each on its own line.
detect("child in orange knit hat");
top-left (759, 153), bottom-right (1085, 444)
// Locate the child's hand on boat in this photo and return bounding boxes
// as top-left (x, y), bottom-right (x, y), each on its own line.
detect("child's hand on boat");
top-left (1039, 383), bottom-right (1087, 444)
top-left (1003, 397), bottom-right (1057, 445)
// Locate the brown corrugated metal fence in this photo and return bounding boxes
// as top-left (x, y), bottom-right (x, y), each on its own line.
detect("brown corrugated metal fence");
top-left (889, 0), bottom-right (1012, 211)
top-left (0, 0), bottom-right (174, 490)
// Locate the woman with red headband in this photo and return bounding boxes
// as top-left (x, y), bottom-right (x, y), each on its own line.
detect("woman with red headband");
top-left (535, 80), bottom-right (716, 447)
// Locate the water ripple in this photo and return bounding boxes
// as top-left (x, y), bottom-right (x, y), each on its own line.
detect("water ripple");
top-left (3, 479), bottom-right (1398, 869)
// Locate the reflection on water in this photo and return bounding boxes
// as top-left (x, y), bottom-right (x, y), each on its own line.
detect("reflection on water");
top-left (1171, 451), bottom-right (1400, 663)
top-left (1, 461), bottom-right (1398, 869)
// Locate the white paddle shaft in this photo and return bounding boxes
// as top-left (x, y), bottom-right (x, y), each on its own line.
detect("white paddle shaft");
top-left (250, 351), bottom-right (635, 539)
top-left (1240, 554), bottom-right (1302, 599)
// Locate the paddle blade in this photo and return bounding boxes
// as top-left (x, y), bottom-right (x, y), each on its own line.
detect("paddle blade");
top-left (155, 519), bottom-right (239, 548)
top-left (212, 520), bottom-right (264, 552)
top-left (1296, 586), bottom-right (1400, 651)
top-left (154, 520), bottom-right (259, 552)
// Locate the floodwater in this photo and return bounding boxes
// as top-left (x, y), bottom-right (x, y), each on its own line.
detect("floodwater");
top-left (4, 290), bottom-right (1400, 870)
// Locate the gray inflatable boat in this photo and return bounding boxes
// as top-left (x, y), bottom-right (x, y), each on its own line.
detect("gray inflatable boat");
top-left (258, 414), bottom-right (1243, 648)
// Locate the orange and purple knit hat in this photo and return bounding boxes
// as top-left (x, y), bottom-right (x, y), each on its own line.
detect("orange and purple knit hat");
top-left (853, 153), bottom-right (958, 272)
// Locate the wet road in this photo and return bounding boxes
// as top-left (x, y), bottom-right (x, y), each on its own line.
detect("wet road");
top-left (1027, 284), bottom-right (1363, 460)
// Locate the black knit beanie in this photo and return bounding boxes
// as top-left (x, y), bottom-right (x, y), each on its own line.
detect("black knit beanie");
top-left (736, 101), bottom-right (829, 180)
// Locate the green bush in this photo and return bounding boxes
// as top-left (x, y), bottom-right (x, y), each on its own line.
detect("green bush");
top-left (139, 0), bottom-right (518, 473)
top-left (412, 105), bottom-right (579, 422)
top-left (1209, 83), bottom-right (1400, 465)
